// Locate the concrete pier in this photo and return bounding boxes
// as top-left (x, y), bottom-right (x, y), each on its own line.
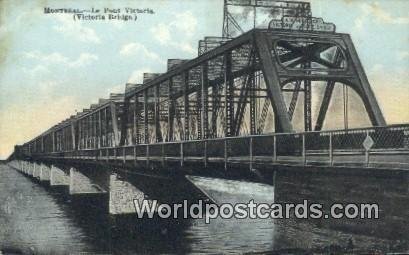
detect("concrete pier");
top-left (69, 168), bottom-right (106, 195)
top-left (40, 164), bottom-right (51, 181)
top-left (50, 165), bottom-right (70, 186)
top-left (27, 162), bottom-right (34, 176)
top-left (186, 175), bottom-right (275, 204)
top-left (109, 173), bottom-right (146, 215)
top-left (33, 163), bottom-right (41, 179)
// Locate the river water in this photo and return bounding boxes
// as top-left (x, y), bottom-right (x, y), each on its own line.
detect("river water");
top-left (0, 163), bottom-right (408, 254)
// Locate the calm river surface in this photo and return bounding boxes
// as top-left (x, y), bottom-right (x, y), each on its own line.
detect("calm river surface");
top-left (0, 163), bottom-right (408, 254)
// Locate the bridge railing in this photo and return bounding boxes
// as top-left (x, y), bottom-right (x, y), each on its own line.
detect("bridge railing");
top-left (31, 124), bottom-right (409, 169)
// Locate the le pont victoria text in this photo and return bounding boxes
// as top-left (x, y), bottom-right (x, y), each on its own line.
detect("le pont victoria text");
top-left (44, 7), bottom-right (154, 21)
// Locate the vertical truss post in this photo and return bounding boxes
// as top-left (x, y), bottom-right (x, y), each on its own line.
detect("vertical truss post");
top-left (52, 131), bottom-right (55, 152)
top-left (78, 120), bottom-right (82, 150)
top-left (98, 111), bottom-right (102, 148)
top-left (250, 55), bottom-right (256, 135)
top-left (110, 102), bottom-right (120, 147)
top-left (92, 113), bottom-right (98, 149)
top-left (81, 119), bottom-right (84, 150)
top-left (183, 72), bottom-right (190, 140)
top-left (59, 131), bottom-right (61, 151)
top-left (329, 132), bottom-right (333, 166)
top-left (81, 118), bottom-right (87, 149)
top-left (303, 61), bottom-right (312, 132)
top-left (249, 137), bottom-right (253, 170)
top-left (203, 140), bottom-right (208, 168)
top-left (210, 86), bottom-right (219, 137)
top-left (143, 90), bottom-right (149, 144)
top-left (95, 113), bottom-right (98, 149)
top-left (146, 144), bottom-right (150, 168)
top-left (90, 115), bottom-right (93, 148)
top-left (304, 79), bottom-right (312, 132)
top-left (365, 130), bottom-right (370, 167)
top-left (104, 107), bottom-right (108, 148)
top-left (88, 116), bottom-right (92, 148)
top-left (273, 135), bottom-right (277, 162)
top-left (133, 95), bottom-right (139, 144)
top-left (60, 130), bottom-right (63, 152)
top-left (104, 111), bottom-right (108, 147)
top-left (168, 78), bottom-right (174, 142)
top-left (154, 85), bottom-right (161, 142)
top-left (201, 63), bottom-right (209, 139)
top-left (224, 139), bottom-right (228, 170)
top-left (302, 133), bottom-right (306, 165)
top-left (65, 129), bottom-right (68, 151)
top-left (180, 142), bottom-right (184, 167)
top-left (82, 119), bottom-right (86, 149)
top-left (133, 146), bottom-right (137, 166)
top-left (89, 113), bottom-right (94, 149)
top-left (71, 121), bottom-right (76, 150)
top-left (343, 84), bottom-right (349, 130)
top-left (197, 76), bottom-right (202, 140)
top-left (120, 99), bottom-right (130, 146)
top-left (224, 51), bottom-right (234, 137)
top-left (84, 117), bottom-right (88, 149)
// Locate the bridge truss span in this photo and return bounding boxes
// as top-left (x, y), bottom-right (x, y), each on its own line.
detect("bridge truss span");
top-left (13, 28), bottom-right (405, 171)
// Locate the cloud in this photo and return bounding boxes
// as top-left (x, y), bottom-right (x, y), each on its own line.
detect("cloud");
top-left (53, 15), bottom-right (101, 44)
top-left (107, 84), bottom-right (125, 94)
top-left (397, 51), bottom-right (409, 61)
top-left (353, 17), bottom-right (364, 31)
top-left (172, 11), bottom-right (198, 36)
top-left (150, 11), bottom-right (197, 54)
top-left (68, 53), bottom-right (99, 68)
top-left (127, 68), bottom-right (152, 84)
top-left (369, 64), bottom-right (384, 73)
top-left (24, 65), bottom-right (50, 77)
top-left (24, 51), bottom-right (98, 68)
top-left (120, 42), bottom-right (165, 64)
top-left (24, 51), bottom-right (67, 64)
top-left (151, 23), bottom-right (171, 44)
top-left (177, 42), bottom-right (196, 55)
top-left (366, 2), bottom-right (409, 24)
top-left (359, 2), bottom-right (409, 25)
top-left (353, 2), bottom-right (409, 34)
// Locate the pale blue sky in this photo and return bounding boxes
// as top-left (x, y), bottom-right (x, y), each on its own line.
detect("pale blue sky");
top-left (0, 0), bottom-right (408, 159)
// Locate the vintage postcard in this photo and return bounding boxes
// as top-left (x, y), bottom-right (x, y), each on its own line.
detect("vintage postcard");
top-left (0, 0), bottom-right (408, 254)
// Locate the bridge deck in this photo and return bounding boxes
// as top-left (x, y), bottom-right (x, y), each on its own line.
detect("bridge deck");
top-left (21, 124), bottom-right (409, 172)
top-left (42, 152), bottom-right (408, 170)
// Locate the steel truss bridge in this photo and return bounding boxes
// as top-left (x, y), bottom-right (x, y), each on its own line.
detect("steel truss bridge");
top-left (9, 2), bottom-right (409, 173)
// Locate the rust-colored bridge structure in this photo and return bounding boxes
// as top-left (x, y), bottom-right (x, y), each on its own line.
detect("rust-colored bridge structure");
top-left (8, 1), bottom-right (409, 174)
